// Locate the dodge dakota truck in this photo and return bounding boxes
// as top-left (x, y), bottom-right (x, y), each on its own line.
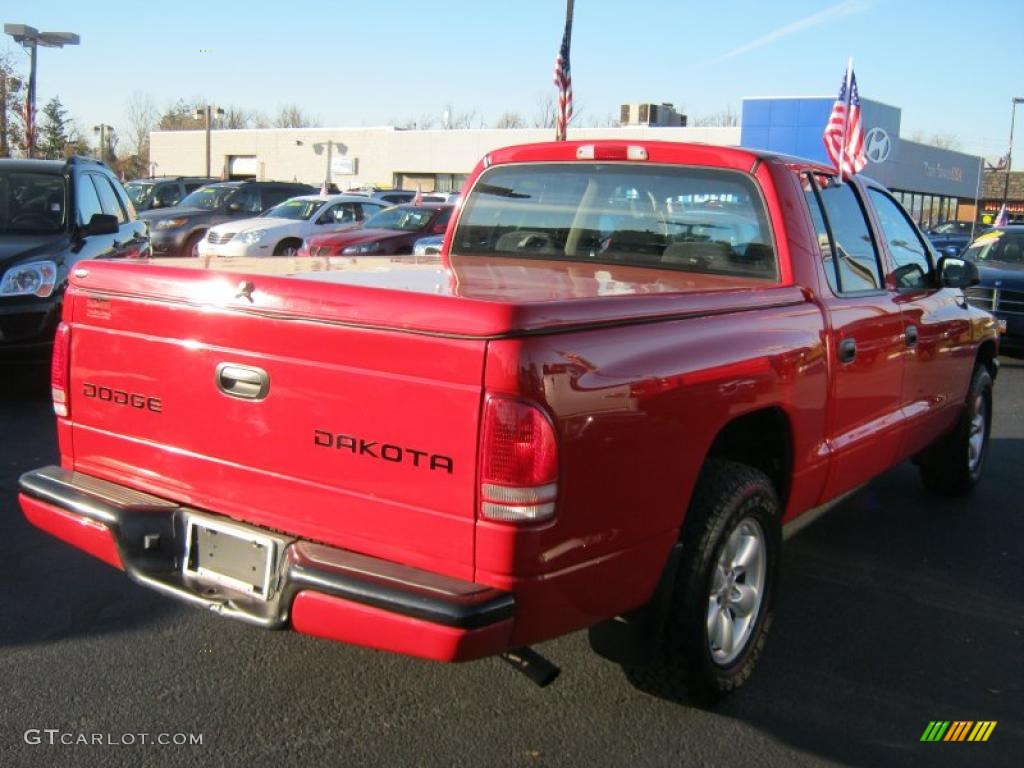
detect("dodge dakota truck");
top-left (18, 140), bottom-right (998, 703)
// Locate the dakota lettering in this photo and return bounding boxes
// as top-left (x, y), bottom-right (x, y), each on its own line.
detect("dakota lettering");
top-left (312, 429), bottom-right (453, 474)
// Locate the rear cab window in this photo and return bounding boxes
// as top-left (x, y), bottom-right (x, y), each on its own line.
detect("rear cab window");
top-left (802, 173), bottom-right (884, 294)
top-left (452, 163), bottom-right (778, 282)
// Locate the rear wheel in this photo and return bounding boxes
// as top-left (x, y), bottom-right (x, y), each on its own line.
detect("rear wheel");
top-left (624, 459), bottom-right (780, 705)
top-left (918, 365), bottom-right (992, 496)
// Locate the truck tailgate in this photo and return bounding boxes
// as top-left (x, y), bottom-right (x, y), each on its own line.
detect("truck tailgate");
top-left (62, 263), bottom-right (488, 579)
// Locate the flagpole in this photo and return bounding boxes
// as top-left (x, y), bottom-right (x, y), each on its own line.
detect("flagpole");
top-left (970, 156), bottom-right (982, 241)
top-left (554, 0), bottom-right (574, 142)
top-left (837, 57), bottom-right (853, 184)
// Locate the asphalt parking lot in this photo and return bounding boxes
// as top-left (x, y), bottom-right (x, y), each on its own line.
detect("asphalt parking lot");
top-left (0, 361), bottom-right (1021, 768)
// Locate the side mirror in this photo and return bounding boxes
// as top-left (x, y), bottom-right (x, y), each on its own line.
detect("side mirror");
top-left (84, 212), bottom-right (119, 236)
top-left (891, 262), bottom-right (927, 291)
top-left (938, 255), bottom-right (980, 289)
top-left (431, 223), bottom-right (447, 234)
top-left (226, 202), bottom-right (242, 214)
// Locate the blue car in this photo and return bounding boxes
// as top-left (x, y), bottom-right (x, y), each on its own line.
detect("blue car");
top-left (926, 220), bottom-right (986, 257)
top-left (963, 225), bottom-right (1024, 353)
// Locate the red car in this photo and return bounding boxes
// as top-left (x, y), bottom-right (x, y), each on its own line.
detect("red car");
top-left (301, 203), bottom-right (453, 256)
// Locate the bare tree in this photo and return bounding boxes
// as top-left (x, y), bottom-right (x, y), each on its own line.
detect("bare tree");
top-left (124, 91), bottom-right (158, 159)
top-left (440, 104), bottom-right (480, 129)
top-left (908, 131), bottom-right (962, 151)
top-left (532, 94), bottom-right (584, 130)
top-left (219, 106), bottom-right (263, 130)
top-left (495, 111), bottom-right (526, 129)
top-left (273, 104), bottom-right (319, 129)
top-left (1, 51), bottom-right (27, 156)
top-left (532, 94), bottom-right (557, 129)
top-left (693, 106), bottom-right (739, 127)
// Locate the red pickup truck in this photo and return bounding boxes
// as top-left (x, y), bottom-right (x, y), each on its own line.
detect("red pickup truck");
top-left (18, 141), bottom-right (998, 703)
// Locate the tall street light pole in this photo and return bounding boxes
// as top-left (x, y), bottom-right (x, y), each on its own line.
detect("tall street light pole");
top-left (1001, 96), bottom-right (1024, 217)
top-left (93, 123), bottom-right (113, 161)
top-left (194, 105), bottom-right (224, 178)
top-left (4, 24), bottom-right (80, 158)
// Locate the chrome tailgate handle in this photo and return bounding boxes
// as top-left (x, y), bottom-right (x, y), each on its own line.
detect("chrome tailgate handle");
top-left (216, 363), bottom-right (269, 400)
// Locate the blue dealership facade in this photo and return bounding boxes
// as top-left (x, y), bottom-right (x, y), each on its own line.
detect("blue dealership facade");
top-left (741, 97), bottom-right (982, 228)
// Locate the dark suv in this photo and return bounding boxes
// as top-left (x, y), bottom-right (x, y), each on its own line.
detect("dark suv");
top-left (140, 180), bottom-right (316, 257)
top-left (1, 157), bottom-right (148, 363)
top-left (124, 176), bottom-right (216, 212)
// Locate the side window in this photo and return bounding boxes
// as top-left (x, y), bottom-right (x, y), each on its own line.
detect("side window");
top-left (153, 182), bottom-right (182, 208)
top-left (318, 203), bottom-right (355, 224)
top-left (357, 202), bottom-right (384, 220)
top-left (75, 173), bottom-right (104, 227)
top-left (261, 187), bottom-right (294, 210)
top-left (804, 173), bottom-right (884, 293)
top-left (434, 208), bottom-right (453, 230)
top-left (92, 174), bottom-right (128, 224)
top-left (231, 188), bottom-right (261, 213)
top-left (112, 179), bottom-right (137, 220)
top-left (868, 188), bottom-right (933, 291)
top-left (991, 234), bottom-right (1024, 263)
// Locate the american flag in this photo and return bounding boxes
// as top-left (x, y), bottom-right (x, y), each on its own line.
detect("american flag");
top-left (553, 1), bottom-right (574, 142)
top-left (822, 64), bottom-right (867, 178)
top-left (994, 203), bottom-right (1009, 227)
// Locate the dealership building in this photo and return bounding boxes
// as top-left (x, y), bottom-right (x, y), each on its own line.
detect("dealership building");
top-left (149, 96), bottom-right (983, 228)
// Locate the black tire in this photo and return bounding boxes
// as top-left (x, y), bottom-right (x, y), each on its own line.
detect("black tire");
top-left (181, 231), bottom-right (204, 258)
top-left (918, 365), bottom-right (992, 497)
top-left (274, 239), bottom-right (302, 256)
top-left (624, 459), bottom-right (781, 705)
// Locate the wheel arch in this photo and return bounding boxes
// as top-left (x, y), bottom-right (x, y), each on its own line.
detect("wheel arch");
top-left (274, 237), bottom-right (304, 255)
top-left (977, 339), bottom-right (998, 381)
top-left (702, 406), bottom-right (793, 513)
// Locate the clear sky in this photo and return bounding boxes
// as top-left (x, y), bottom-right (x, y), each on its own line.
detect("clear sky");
top-left (3, 0), bottom-right (1023, 165)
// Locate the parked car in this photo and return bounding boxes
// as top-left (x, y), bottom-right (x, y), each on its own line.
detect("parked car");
top-left (124, 176), bottom-right (216, 212)
top-left (198, 195), bottom-right (388, 258)
top-left (344, 189), bottom-right (418, 205)
top-left (140, 180), bottom-right (316, 257)
top-left (420, 192), bottom-right (460, 204)
top-left (412, 234), bottom-right (444, 257)
top-left (926, 220), bottom-right (985, 257)
top-left (962, 224), bottom-right (1024, 352)
top-left (0, 157), bottom-right (147, 363)
top-left (301, 203), bottom-right (453, 256)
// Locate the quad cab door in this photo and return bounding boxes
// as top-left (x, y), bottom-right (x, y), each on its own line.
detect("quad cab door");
top-left (801, 173), bottom-right (908, 501)
top-left (864, 186), bottom-right (975, 458)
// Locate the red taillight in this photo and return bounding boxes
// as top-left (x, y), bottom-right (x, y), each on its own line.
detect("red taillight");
top-left (51, 322), bottom-right (71, 418)
top-left (480, 397), bottom-right (558, 523)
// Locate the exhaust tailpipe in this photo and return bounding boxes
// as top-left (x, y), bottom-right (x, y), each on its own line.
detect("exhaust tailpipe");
top-left (500, 647), bottom-right (560, 687)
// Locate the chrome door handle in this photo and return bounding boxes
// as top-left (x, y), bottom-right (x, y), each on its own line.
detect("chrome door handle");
top-left (838, 338), bottom-right (857, 364)
top-left (216, 363), bottom-right (269, 400)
